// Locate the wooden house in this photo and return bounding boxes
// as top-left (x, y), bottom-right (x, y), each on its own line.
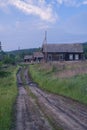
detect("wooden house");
top-left (24, 55), bottom-right (33, 62)
top-left (33, 52), bottom-right (44, 62)
top-left (42, 43), bottom-right (84, 61)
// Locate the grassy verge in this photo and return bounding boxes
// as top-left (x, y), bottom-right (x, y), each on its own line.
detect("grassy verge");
top-left (0, 66), bottom-right (18, 130)
top-left (29, 63), bottom-right (87, 104)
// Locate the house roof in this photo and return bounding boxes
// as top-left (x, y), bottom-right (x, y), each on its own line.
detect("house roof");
top-left (33, 52), bottom-right (44, 58)
top-left (24, 55), bottom-right (33, 60)
top-left (42, 43), bottom-right (83, 53)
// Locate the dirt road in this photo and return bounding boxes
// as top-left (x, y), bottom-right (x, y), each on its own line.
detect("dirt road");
top-left (24, 67), bottom-right (87, 130)
top-left (13, 67), bottom-right (87, 130)
top-left (14, 69), bottom-right (53, 130)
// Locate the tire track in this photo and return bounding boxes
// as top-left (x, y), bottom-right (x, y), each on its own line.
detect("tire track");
top-left (13, 68), bottom-right (53, 130)
top-left (24, 67), bottom-right (87, 130)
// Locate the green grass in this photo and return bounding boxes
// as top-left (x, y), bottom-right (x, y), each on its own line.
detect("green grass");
top-left (0, 66), bottom-right (18, 130)
top-left (29, 64), bottom-right (87, 104)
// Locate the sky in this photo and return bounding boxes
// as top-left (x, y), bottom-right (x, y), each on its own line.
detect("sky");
top-left (0, 0), bottom-right (87, 51)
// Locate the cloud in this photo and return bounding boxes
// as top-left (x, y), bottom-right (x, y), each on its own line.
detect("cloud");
top-left (0, 0), bottom-right (8, 7)
top-left (56, 0), bottom-right (77, 6)
top-left (56, 0), bottom-right (87, 7)
top-left (0, 0), bottom-right (57, 22)
top-left (0, 0), bottom-right (10, 13)
top-left (82, 1), bottom-right (87, 5)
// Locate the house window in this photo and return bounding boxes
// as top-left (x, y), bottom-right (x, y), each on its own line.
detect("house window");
top-left (48, 54), bottom-right (52, 61)
top-left (75, 54), bottom-right (79, 60)
top-left (59, 54), bottom-right (63, 60)
top-left (69, 54), bottom-right (73, 60)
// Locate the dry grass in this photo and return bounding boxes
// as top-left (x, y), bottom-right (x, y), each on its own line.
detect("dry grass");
top-left (38, 61), bottom-right (87, 78)
top-left (29, 61), bottom-right (87, 104)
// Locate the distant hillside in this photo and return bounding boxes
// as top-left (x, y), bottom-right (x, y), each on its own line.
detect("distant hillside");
top-left (7, 48), bottom-right (40, 55)
top-left (6, 48), bottom-right (40, 55)
top-left (5, 48), bottom-right (41, 62)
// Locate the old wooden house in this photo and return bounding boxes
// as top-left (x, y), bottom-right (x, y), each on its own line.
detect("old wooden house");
top-left (24, 55), bottom-right (33, 62)
top-left (42, 43), bottom-right (84, 61)
top-left (33, 52), bottom-right (44, 62)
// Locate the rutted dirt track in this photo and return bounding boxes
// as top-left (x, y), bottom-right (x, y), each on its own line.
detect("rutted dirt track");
top-left (15, 69), bottom-right (53, 130)
top-left (14, 67), bottom-right (87, 130)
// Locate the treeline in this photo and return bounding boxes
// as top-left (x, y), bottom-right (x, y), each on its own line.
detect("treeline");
top-left (7, 48), bottom-right (40, 56)
top-left (0, 48), bottom-right (40, 66)
top-left (0, 51), bottom-right (16, 67)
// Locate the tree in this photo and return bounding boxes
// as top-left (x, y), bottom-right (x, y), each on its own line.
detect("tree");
top-left (3, 55), bottom-right (16, 65)
top-left (0, 61), bottom-right (3, 69)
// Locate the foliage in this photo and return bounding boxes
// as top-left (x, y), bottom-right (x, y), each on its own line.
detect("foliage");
top-left (4, 48), bottom-right (41, 63)
top-left (3, 54), bottom-right (16, 65)
top-left (6, 48), bottom-right (40, 58)
top-left (0, 51), bottom-right (16, 65)
top-left (0, 61), bottom-right (3, 69)
top-left (0, 66), bottom-right (18, 130)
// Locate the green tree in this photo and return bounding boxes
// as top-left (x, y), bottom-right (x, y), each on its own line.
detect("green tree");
top-left (3, 55), bottom-right (16, 65)
top-left (0, 61), bottom-right (3, 69)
